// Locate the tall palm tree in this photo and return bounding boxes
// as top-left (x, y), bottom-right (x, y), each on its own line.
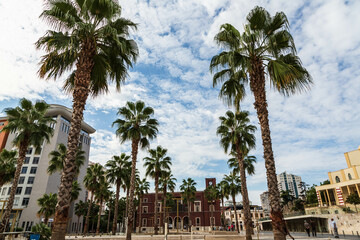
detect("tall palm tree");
top-left (228, 153), bottom-right (256, 176)
top-left (74, 200), bottom-right (87, 234)
top-left (210, 7), bottom-right (312, 240)
top-left (135, 178), bottom-right (150, 233)
top-left (217, 181), bottom-right (229, 227)
top-left (204, 185), bottom-right (218, 229)
top-left (0, 149), bottom-right (17, 188)
top-left (217, 110), bottom-right (256, 240)
top-left (71, 181), bottom-right (82, 202)
top-left (113, 100), bottom-right (158, 240)
top-left (143, 146), bottom-right (172, 235)
top-left (180, 178), bottom-right (197, 231)
top-left (222, 173), bottom-right (241, 233)
top-left (83, 163), bottom-right (105, 234)
top-left (95, 179), bottom-right (111, 234)
top-left (105, 154), bottom-right (131, 235)
top-left (105, 193), bottom-right (115, 234)
top-left (159, 171), bottom-right (176, 233)
top-left (0, 99), bottom-right (54, 233)
top-left (36, 1), bottom-right (138, 238)
top-left (37, 193), bottom-right (58, 225)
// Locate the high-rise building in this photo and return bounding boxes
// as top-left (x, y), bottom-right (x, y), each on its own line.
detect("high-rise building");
top-left (260, 191), bottom-right (270, 214)
top-left (0, 104), bottom-right (95, 233)
top-left (277, 171), bottom-right (302, 198)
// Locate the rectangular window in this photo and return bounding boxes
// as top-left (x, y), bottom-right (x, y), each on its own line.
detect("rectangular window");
top-left (22, 198), bottom-right (30, 206)
top-left (210, 217), bottom-right (215, 226)
top-left (142, 218), bottom-right (147, 227)
top-left (143, 198), bottom-right (148, 203)
top-left (26, 148), bottom-right (32, 155)
top-left (156, 202), bottom-right (162, 213)
top-left (32, 157), bottom-right (40, 164)
top-left (7, 187), bottom-right (11, 195)
top-left (194, 201), bottom-right (201, 212)
top-left (196, 217), bottom-right (200, 226)
top-left (15, 187), bottom-right (22, 195)
top-left (24, 157), bottom-right (30, 164)
top-left (30, 167), bottom-right (37, 174)
top-left (25, 187), bottom-right (32, 195)
top-left (21, 222), bottom-right (25, 229)
top-left (27, 177), bottom-right (35, 184)
top-left (14, 197), bottom-right (20, 205)
top-left (142, 206), bottom-right (148, 213)
top-left (21, 167), bottom-right (28, 174)
top-left (209, 205), bottom-right (215, 212)
top-left (18, 177), bottom-right (25, 184)
top-left (1, 188), bottom-right (6, 195)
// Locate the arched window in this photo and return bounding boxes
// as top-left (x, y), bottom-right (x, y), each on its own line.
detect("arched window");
top-left (348, 173), bottom-right (352, 180)
top-left (335, 176), bottom-right (340, 183)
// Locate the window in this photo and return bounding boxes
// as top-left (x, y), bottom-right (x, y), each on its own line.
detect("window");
top-left (156, 202), bottom-right (162, 213)
top-left (22, 198), bottom-right (30, 206)
top-left (142, 218), bottom-right (147, 227)
top-left (30, 167), bottom-right (37, 174)
top-left (209, 205), bottom-right (215, 212)
top-left (32, 157), bottom-right (40, 164)
top-left (196, 217), bottom-right (200, 226)
top-left (143, 198), bottom-right (148, 203)
top-left (1, 188), bottom-right (6, 195)
top-left (7, 188), bottom-right (11, 195)
top-left (15, 187), bottom-right (22, 195)
top-left (25, 187), bottom-right (32, 195)
top-left (18, 177), bottom-right (25, 184)
top-left (21, 167), bottom-right (28, 174)
top-left (194, 201), bottom-right (201, 212)
top-left (335, 176), bottom-right (340, 183)
top-left (260, 213), bottom-right (263, 218)
top-left (157, 218), bottom-right (160, 224)
top-left (348, 173), bottom-right (352, 180)
top-left (14, 197), bottom-right (20, 205)
top-left (24, 157), bottom-right (30, 164)
top-left (26, 148), bottom-right (32, 155)
top-left (142, 206), bottom-right (148, 213)
top-left (210, 217), bottom-right (215, 226)
top-left (27, 177), bottom-right (35, 184)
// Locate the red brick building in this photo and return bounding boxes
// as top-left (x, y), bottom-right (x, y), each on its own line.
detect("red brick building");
top-left (136, 178), bottom-right (221, 232)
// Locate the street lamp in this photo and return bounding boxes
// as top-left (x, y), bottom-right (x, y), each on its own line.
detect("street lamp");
top-left (173, 197), bottom-right (182, 233)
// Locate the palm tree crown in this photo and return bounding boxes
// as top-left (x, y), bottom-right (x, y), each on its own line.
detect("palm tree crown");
top-left (144, 146), bottom-right (172, 179)
top-left (48, 143), bottom-right (85, 175)
top-left (180, 178), bottom-right (197, 205)
top-left (0, 149), bottom-right (17, 187)
top-left (106, 154), bottom-right (131, 187)
top-left (228, 153), bottom-right (257, 176)
top-left (37, 193), bottom-right (58, 225)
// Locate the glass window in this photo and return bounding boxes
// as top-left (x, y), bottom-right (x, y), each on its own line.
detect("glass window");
top-left (22, 198), bottom-right (29, 206)
top-left (27, 177), bottom-right (35, 184)
top-left (196, 217), bottom-right (200, 226)
top-left (348, 173), bottom-right (352, 180)
top-left (194, 201), bottom-right (201, 212)
top-left (142, 206), bottom-right (148, 213)
top-left (15, 187), bottom-right (22, 195)
top-left (335, 176), bottom-right (340, 183)
top-left (18, 177), bottom-right (25, 184)
top-left (25, 187), bottom-right (32, 195)
top-left (7, 188), bottom-right (11, 195)
top-left (30, 167), bottom-right (37, 174)
top-left (32, 157), bottom-right (40, 164)
top-left (26, 148), bottom-right (32, 155)
top-left (142, 218), bottom-right (147, 227)
top-left (14, 197), bottom-right (20, 205)
top-left (21, 167), bottom-right (28, 174)
top-left (143, 198), bottom-right (148, 203)
top-left (1, 188), bottom-right (6, 195)
top-left (24, 157), bottom-right (30, 164)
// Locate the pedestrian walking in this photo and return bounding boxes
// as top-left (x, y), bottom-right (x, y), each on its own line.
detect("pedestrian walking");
top-left (304, 220), bottom-right (310, 237)
top-left (310, 219), bottom-right (317, 237)
top-left (330, 218), bottom-right (339, 238)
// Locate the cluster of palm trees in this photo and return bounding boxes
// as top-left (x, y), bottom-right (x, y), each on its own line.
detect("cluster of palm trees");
top-left (210, 6), bottom-right (312, 240)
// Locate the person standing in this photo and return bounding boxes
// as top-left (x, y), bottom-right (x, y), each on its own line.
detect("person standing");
top-left (304, 220), bottom-right (310, 237)
top-left (310, 219), bottom-right (317, 237)
top-left (330, 218), bottom-right (339, 238)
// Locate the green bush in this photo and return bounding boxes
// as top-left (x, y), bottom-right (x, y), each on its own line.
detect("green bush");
top-left (14, 227), bottom-right (23, 232)
top-left (31, 223), bottom-right (51, 240)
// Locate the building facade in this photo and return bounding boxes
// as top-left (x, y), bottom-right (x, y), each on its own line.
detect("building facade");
top-left (0, 104), bottom-right (95, 233)
top-left (223, 205), bottom-right (265, 230)
top-left (0, 119), bottom-right (9, 151)
top-left (136, 178), bottom-right (221, 232)
top-left (277, 171), bottom-right (302, 198)
top-left (260, 191), bottom-right (270, 215)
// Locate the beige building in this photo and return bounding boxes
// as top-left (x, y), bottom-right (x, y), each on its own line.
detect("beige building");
top-left (314, 146), bottom-right (360, 210)
top-left (223, 205), bottom-right (264, 230)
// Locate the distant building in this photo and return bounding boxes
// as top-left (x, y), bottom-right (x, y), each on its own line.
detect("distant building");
top-left (0, 104), bottom-right (95, 233)
top-left (223, 205), bottom-right (264, 230)
top-left (260, 191), bottom-right (270, 214)
top-left (0, 118), bottom-right (9, 151)
top-left (136, 178), bottom-right (221, 232)
top-left (277, 171), bottom-right (302, 198)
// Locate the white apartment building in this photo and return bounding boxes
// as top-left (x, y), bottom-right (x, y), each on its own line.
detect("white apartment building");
top-left (0, 104), bottom-right (95, 233)
top-left (277, 171), bottom-right (302, 198)
top-left (260, 191), bottom-right (270, 214)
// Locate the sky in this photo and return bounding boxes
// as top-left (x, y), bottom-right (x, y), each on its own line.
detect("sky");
top-left (1, 0), bottom-right (360, 205)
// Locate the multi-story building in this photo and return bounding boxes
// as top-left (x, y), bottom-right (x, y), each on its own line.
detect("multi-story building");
top-left (223, 205), bottom-right (264, 230)
top-left (136, 178), bottom-right (221, 232)
top-left (0, 104), bottom-right (95, 233)
top-left (260, 191), bottom-right (270, 215)
top-left (277, 171), bottom-right (302, 198)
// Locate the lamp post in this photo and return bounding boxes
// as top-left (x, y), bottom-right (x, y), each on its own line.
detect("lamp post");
top-left (173, 197), bottom-right (182, 234)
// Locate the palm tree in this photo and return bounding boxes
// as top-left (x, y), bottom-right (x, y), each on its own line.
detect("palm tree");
top-left (216, 181), bottom-right (229, 227)
top-left (228, 153), bottom-right (256, 176)
top-left (210, 7), bottom-right (312, 240)
top-left (217, 110), bottom-right (256, 240)
top-left (204, 185), bottom-right (218, 229)
top-left (105, 194), bottom-right (115, 234)
top-left (105, 154), bottom-right (131, 235)
top-left (74, 200), bottom-right (87, 234)
top-left (135, 178), bottom-right (150, 233)
top-left (143, 146), bottom-right (172, 235)
top-left (0, 99), bottom-right (54, 233)
top-left (222, 173), bottom-right (242, 233)
top-left (159, 171), bottom-right (176, 233)
top-left (180, 178), bottom-right (197, 231)
top-left (113, 100), bottom-right (158, 240)
top-left (71, 181), bottom-right (82, 202)
top-left (83, 163), bottom-right (105, 234)
top-left (37, 193), bottom-right (58, 225)
top-left (0, 149), bottom-right (17, 188)
top-left (95, 179), bottom-right (111, 234)
top-left (36, 0), bottom-right (138, 238)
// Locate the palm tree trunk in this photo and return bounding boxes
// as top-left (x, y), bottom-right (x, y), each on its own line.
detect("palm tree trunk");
top-left (0, 139), bottom-right (28, 235)
top-left (236, 149), bottom-right (252, 240)
top-left (84, 193), bottom-right (94, 234)
top-left (221, 197), bottom-right (225, 227)
top-left (232, 195), bottom-right (240, 233)
top-left (138, 197), bottom-right (142, 233)
top-left (51, 38), bottom-right (95, 240)
top-left (162, 186), bottom-right (167, 234)
top-left (188, 202), bottom-right (191, 232)
top-left (154, 174), bottom-right (159, 235)
top-left (45, 217), bottom-right (49, 226)
top-left (125, 188), bottom-right (129, 220)
top-left (126, 139), bottom-right (140, 240)
top-left (107, 207), bottom-right (111, 233)
top-left (77, 216), bottom-right (80, 234)
top-left (96, 198), bottom-right (103, 234)
top-left (249, 57), bottom-right (286, 240)
top-left (112, 182), bottom-right (120, 235)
